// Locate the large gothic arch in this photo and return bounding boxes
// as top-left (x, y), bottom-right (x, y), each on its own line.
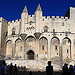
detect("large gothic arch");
top-left (6, 40), bottom-right (12, 57)
top-left (15, 38), bottom-right (23, 59)
top-left (25, 36), bottom-right (36, 56)
top-left (39, 37), bottom-right (48, 57)
top-left (50, 37), bottom-right (60, 58)
top-left (62, 37), bottom-right (71, 60)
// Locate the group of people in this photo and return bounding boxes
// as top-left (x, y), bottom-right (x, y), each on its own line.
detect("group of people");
top-left (62, 63), bottom-right (75, 75)
top-left (9, 63), bottom-right (17, 75)
top-left (0, 60), bottom-right (75, 75)
top-left (46, 61), bottom-right (75, 75)
top-left (1, 61), bottom-right (17, 75)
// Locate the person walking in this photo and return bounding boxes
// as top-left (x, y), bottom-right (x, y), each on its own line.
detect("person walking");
top-left (73, 65), bottom-right (75, 75)
top-left (69, 65), bottom-right (73, 75)
top-left (46, 61), bottom-right (53, 75)
top-left (1, 61), bottom-right (7, 75)
top-left (62, 63), bottom-right (70, 75)
top-left (14, 64), bottom-right (17, 75)
top-left (9, 63), bottom-right (13, 75)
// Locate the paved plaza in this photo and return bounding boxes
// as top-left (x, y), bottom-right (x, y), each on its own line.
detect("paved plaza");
top-left (0, 69), bottom-right (62, 75)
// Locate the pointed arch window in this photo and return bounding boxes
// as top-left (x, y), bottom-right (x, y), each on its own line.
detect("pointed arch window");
top-left (43, 26), bottom-right (48, 32)
top-left (11, 27), bottom-right (16, 35)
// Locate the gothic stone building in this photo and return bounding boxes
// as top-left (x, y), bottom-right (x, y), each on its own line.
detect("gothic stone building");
top-left (0, 4), bottom-right (75, 64)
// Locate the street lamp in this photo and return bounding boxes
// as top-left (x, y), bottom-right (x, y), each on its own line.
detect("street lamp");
top-left (20, 33), bottom-right (27, 60)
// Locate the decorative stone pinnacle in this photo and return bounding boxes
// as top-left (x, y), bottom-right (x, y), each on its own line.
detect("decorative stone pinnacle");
top-left (36, 4), bottom-right (42, 11)
top-left (23, 5), bottom-right (28, 13)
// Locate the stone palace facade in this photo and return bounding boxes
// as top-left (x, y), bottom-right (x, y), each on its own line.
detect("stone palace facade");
top-left (0, 4), bottom-right (75, 64)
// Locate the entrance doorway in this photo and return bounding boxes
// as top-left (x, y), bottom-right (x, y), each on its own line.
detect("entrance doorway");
top-left (27, 50), bottom-right (34, 60)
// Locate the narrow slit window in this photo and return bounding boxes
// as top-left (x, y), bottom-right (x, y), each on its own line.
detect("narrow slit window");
top-left (42, 45), bottom-right (44, 50)
top-left (67, 49), bottom-right (68, 54)
top-left (55, 45), bottom-right (57, 50)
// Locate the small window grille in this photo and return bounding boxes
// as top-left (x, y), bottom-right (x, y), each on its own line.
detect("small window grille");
top-left (44, 29), bottom-right (48, 32)
top-left (43, 19), bottom-right (44, 21)
top-left (53, 29), bottom-right (55, 32)
top-left (12, 28), bottom-right (16, 35)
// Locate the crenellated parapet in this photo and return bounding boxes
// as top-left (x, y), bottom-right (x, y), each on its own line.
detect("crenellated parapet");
top-left (28, 15), bottom-right (35, 22)
top-left (28, 15), bottom-right (35, 18)
top-left (42, 16), bottom-right (69, 21)
top-left (0, 17), bottom-right (8, 23)
top-left (8, 19), bottom-right (21, 25)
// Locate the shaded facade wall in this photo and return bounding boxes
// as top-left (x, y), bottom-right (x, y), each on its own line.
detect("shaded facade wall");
top-left (0, 17), bottom-right (8, 59)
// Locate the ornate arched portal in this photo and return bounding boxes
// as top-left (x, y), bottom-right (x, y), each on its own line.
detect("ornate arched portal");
top-left (27, 50), bottom-right (35, 60)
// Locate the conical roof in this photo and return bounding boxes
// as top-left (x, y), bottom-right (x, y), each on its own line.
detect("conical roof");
top-left (36, 4), bottom-right (42, 11)
top-left (22, 5), bottom-right (28, 13)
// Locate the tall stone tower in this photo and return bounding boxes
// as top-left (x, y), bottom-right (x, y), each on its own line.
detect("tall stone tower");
top-left (21, 6), bottom-right (28, 34)
top-left (35, 4), bottom-right (42, 32)
top-left (0, 17), bottom-right (8, 59)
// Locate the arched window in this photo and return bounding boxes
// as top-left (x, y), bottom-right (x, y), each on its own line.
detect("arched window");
top-left (11, 28), bottom-right (16, 35)
top-left (43, 26), bottom-right (48, 32)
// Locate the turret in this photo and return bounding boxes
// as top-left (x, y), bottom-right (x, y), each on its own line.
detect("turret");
top-left (35, 4), bottom-right (43, 32)
top-left (65, 7), bottom-right (75, 19)
top-left (21, 5), bottom-right (28, 33)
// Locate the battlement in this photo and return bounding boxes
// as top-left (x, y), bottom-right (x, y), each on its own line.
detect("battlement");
top-left (8, 19), bottom-right (21, 24)
top-left (0, 17), bottom-right (8, 23)
top-left (42, 16), bottom-right (69, 21)
top-left (47, 16), bottom-right (50, 19)
top-left (56, 16), bottom-right (59, 19)
top-left (29, 15), bottom-right (35, 18)
top-left (61, 16), bottom-right (64, 19)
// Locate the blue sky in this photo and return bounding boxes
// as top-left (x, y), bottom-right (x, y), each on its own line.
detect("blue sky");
top-left (0, 0), bottom-right (75, 21)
